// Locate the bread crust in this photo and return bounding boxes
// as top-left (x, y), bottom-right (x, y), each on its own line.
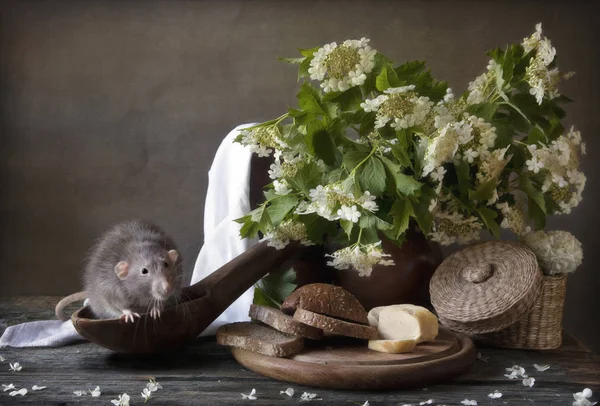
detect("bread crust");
top-left (249, 304), bottom-right (323, 340)
top-left (281, 283), bottom-right (369, 325)
top-left (293, 308), bottom-right (379, 340)
top-left (216, 322), bottom-right (304, 357)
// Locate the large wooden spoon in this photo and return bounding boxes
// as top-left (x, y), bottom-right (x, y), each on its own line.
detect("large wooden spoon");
top-left (71, 241), bottom-right (299, 353)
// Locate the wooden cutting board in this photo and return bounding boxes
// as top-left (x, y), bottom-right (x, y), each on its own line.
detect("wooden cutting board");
top-left (230, 328), bottom-right (475, 390)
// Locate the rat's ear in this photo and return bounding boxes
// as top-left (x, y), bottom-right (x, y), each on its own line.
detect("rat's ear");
top-left (114, 261), bottom-right (129, 280)
top-left (167, 249), bottom-right (179, 264)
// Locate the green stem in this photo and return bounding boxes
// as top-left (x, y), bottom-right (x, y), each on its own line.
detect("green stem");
top-left (349, 147), bottom-right (377, 177)
top-left (357, 228), bottom-right (363, 244)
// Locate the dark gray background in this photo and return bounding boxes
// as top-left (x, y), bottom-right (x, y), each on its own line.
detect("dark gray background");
top-left (1, 1), bottom-right (598, 352)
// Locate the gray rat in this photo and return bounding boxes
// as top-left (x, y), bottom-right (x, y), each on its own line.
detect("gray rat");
top-left (55, 219), bottom-right (183, 322)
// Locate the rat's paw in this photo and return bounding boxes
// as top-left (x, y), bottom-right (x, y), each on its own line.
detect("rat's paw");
top-left (150, 307), bottom-right (161, 319)
top-left (120, 310), bottom-right (141, 323)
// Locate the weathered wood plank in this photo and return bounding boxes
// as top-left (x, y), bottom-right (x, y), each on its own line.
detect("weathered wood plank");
top-left (1, 297), bottom-right (599, 405)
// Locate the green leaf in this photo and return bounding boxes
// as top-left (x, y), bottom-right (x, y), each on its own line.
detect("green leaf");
top-left (394, 60), bottom-right (426, 82)
top-left (476, 207), bottom-right (500, 238)
top-left (359, 212), bottom-right (394, 231)
top-left (340, 219), bottom-right (354, 238)
top-left (412, 187), bottom-right (437, 234)
top-left (469, 179), bottom-right (498, 202)
top-left (267, 195), bottom-right (299, 226)
top-left (528, 196), bottom-right (546, 230)
top-left (376, 65), bottom-right (400, 92)
top-left (288, 162), bottom-right (322, 194)
top-left (389, 198), bottom-right (414, 239)
top-left (520, 175), bottom-right (546, 214)
top-left (324, 86), bottom-right (363, 111)
top-left (343, 150), bottom-right (369, 172)
top-left (466, 102), bottom-right (499, 122)
top-left (357, 156), bottom-right (387, 196)
top-left (380, 155), bottom-right (421, 196)
top-left (299, 47), bottom-right (319, 58)
top-left (307, 126), bottom-right (337, 165)
top-left (254, 268), bottom-right (297, 308)
top-left (455, 160), bottom-right (471, 198)
top-left (252, 284), bottom-right (280, 308)
top-left (278, 56), bottom-right (305, 65)
top-left (300, 213), bottom-right (337, 243)
top-left (297, 82), bottom-right (337, 120)
top-left (237, 204), bottom-right (271, 239)
top-left (526, 125), bottom-right (547, 145)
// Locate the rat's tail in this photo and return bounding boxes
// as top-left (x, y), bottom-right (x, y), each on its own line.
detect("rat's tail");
top-left (55, 291), bottom-right (88, 321)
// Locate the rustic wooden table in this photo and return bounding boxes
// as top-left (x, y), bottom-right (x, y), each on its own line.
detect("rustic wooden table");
top-left (0, 297), bottom-right (598, 405)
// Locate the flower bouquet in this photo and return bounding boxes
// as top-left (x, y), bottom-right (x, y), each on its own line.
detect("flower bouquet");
top-left (235, 24), bottom-right (586, 280)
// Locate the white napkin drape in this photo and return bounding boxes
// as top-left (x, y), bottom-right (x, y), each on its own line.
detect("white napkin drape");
top-left (0, 124), bottom-right (258, 347)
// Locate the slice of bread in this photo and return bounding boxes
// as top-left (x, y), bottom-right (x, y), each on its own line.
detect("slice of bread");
top-left (368, 338), bottom-right (417, 354)
top-left (367, 304), bottom-right (438, 343)
top-left (281, 283), bottom-right (369, 325)
top-left (216, 322), bottom-right (304, 357)
top-left (293, 308), bottom-right (379, 340)
top-left (249, 304), bottom-right (323, 340)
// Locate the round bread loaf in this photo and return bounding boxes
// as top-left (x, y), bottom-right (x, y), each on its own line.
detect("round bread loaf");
top-left (281, 283), bottom-right (369, 325)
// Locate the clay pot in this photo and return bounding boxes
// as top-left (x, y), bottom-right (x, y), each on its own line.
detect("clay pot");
top-left (333, 226), bottom-right (443, 311)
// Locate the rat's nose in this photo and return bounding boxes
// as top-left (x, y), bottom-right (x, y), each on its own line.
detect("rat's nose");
top-left (161, 281), bottom-right (174, 296)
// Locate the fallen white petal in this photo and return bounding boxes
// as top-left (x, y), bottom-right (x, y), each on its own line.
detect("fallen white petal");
top-left (522, 377), bottom-right (535, 387)
top-left (280, 387), bottom-right (294, 397)
top-left (241, 388), bottom-right (257, 400)
top-left (141, 387), bottom-right (152, 402)
top-left (32, 385), bottom-right (47, 391)
top-left (0, 356), bottom-right (5, 362)
top-left (488, 390), bottom-right (503, 399)
top-left (461, 400), bottom-right (478, 405)
top-left (3, 383), bottom-right (16, 392)
top-left (74, 390), bottom-right (87, 396)
top-left (420, 400), bottom-right (434, 405)
top-left (476, 352), bottom-right (489, 362)
top-left (300, 392), bottom-right (322, 401)
top-left (8, 362), bottom-right (22, 372)
top-left (534, 364), bottom-right (550, 372)
top-left (362, 402), bottom-right (370, 406)
top-left (111, 393), bottom-right (131, 406)
top-left (9, 388), bottom-right (27, 396)
top-left (89, 385), bottom-right (101, 397)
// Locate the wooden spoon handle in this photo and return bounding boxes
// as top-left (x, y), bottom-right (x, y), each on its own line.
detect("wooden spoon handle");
top-left (183, 240), bottom-right (301, 304)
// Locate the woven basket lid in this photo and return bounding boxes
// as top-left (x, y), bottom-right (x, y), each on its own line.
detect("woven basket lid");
top-left (429, 240), bottom-right (543, 335)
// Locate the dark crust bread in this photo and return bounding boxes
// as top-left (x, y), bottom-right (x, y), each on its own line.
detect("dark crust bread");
top-left (293, 308), bottom-right (379, 340)
top-left (249, 304), bottom-right (323, 340)
top-left (216, 322), bottom-right (304, 358)
top-left (281, 283), bottom-right (369, 325)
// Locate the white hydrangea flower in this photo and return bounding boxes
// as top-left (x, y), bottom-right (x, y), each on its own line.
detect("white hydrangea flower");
top-left (429, 211), bottom-right (483, 245)
top-left (496, 201), bottom-right (531, 236)
top-left (422, 121), bottom-right (464, 176)
top-left (430, 166), bottom-right (446, 183)
top-left (309, 38), bottom-right (377, 93)
top-left (326, 242), bottom-right (394, 277)
top-left (463, 149), bottom-right (479, 163)
top-left (337, 205), bottom-right (361, 223)
top-left (523, 23), bottom-right (543, 53)
top-left (273, 179), bottom-right (292, 196)
top-left (525, 146), bottom-right (544, 173)
top-left (358, 191), bottom-right (379, 212)
top-left (364, 86), bottom-right (433, 131)
top-left (522, 230), bottom-right (583, 275)
top-left (239, 126), bottom-right (288, 158)
top-left (265, 219), bottom-right (314, 250)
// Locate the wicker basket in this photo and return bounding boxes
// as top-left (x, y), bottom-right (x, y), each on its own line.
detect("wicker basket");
top-left (430, 241), bottom-right (567, 350)
top-left (476, 274), bottom-right (566, 350)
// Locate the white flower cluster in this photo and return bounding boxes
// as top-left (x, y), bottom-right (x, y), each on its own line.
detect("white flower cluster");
top-left (264, 219), bottom-right (315, 250)
top-left (422, 114), bottom-right (497, 179)
top-left (522, 230), bottom-right (583, 276)
top-left (429, 211), bottom-right (483, 246)
top-left (466, 60), bottom-right (498, 105)
top-left (496, 201), bottom-right (531, 236)
top-left (239, 126), bottom-right (288, 158)
top-left (309, 38), bottom-right (377, 93)
top-left (297, 185), bottom-right (378, 223)
top-left (526, 127), bottom-right (586, 214)
top-left (523, 23), bottom-right (572, 105)
top-left (326, 242), bottom-right (395, 277)
top-left (361, 86), bottom-right (433, 130)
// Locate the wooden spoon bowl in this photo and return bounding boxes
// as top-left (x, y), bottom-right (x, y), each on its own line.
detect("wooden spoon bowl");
top-left (71, 241), bottom-right (298, 353)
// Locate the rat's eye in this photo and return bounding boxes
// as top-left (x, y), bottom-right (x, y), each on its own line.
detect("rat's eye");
top-left (141, 268), bottom-right (149, 275)
top-left (163, 261), bottom-right (169, 268)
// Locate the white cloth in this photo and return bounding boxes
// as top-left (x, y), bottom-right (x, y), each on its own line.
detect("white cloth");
top-left (0, 124), bottom-right (258, 347)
